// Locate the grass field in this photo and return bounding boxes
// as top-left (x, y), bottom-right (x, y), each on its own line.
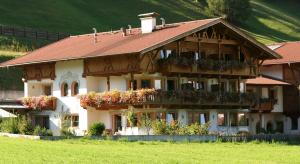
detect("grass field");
top-left (0, 137), bottom-right (300, 163)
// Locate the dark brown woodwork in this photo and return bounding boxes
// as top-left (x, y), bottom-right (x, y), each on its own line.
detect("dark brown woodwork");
top-left (83, 54), bottom-right (140, 76)
top-left (23, 62), bottom-right (55, 81)
top-left (283, 85), bottom-right (300, 117)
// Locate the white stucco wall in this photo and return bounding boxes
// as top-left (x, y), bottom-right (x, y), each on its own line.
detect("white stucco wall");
top-left (110, 76), bottom-right (127, 91)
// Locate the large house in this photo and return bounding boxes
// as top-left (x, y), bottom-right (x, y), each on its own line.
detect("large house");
top-left (249, 41), bottom-right (300, 134)
top-left (0, 13), bottom-right (281, 136)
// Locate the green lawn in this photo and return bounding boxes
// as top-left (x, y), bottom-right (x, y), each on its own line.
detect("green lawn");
top-left (0, 137), bottom-right (299, 163)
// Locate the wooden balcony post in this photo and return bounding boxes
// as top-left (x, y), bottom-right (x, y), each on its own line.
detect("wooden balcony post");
top-left (107, 76), bottom-right (110, 91)
top-left (218, 75), bottom-right (221, 102)
top-left (130, 73), bottom-right (134, 89)
top-left (238, 46), bottom-right (241, 63)
top-left (238, 76), bottom-right (241, 102)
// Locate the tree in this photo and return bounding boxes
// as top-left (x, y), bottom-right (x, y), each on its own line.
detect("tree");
top-left (205, 0), bottom-right (251, 24)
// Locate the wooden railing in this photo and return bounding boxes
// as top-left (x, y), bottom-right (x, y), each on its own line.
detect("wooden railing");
top-left (252, 98), bottom-right (276, 112)
top-left (80, 89), bottom-right (256, 110)
top-left (157, 57), bottom-right (257, 76)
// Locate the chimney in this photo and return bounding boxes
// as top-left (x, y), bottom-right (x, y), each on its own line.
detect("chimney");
top-left (138, 12), bottom-right (160, 34)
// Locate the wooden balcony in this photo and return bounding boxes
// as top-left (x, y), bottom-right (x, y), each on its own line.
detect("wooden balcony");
top-left (251, 98), bottom-right (276, 112)
top-left (157, 58), bottom-right (257, 77)
top-left (80, 89), bottom-right (256, 110)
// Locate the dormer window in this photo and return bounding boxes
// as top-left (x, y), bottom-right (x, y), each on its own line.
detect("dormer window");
top-left (61, 82), bottom-right (69, 97)
top-left (71, 82), bottom-right (79, 96)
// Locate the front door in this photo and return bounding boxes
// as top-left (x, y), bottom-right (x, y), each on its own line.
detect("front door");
top-left (114, 115), bottom-right (122, 133)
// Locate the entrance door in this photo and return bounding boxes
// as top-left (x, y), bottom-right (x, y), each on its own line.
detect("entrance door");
top-left (114, 115), bottom-right (122, 132)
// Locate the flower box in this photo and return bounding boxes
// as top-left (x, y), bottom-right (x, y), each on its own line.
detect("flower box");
top-left (22, 96), bottom-right (57, 111)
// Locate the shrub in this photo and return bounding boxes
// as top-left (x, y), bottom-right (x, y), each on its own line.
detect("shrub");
top-left (60, 116), bottom-right (75, 137)
top-left (33, 126), bottom-right (53, 136)
top-left (18, 116), bottom-right (33, 135)
top-left (152, 120), bottom-right (210, 135)
top-left (88, 122), bottom-right (105, 136)
top-left (0, 118), bottom-right (19, 134)
top-left (152, 120), bottom-right (167, 135)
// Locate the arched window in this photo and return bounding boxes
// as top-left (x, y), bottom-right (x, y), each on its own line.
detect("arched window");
top-left (71, 81), bottom-right (79, 96)
top-left (61, 82), bottom-right (69, 97)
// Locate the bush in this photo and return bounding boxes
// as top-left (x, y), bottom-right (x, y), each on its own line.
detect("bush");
top-left (60, 116), bottom-right (75, 137)
top-left (33, 126), bottom-right (53, 136)
top-left (18, 116), bottom-right (33, 135)
top-left (0, 118), bottom-right (19, 134)
top-left (152, 120), bottom-right (210, 135)
top-left (152, 120), bottom-right (167, 135)
top-left (88, 122), bottom-right (105, 136)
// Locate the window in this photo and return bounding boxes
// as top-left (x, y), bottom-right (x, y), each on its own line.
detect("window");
top-left (217, 113), bottom-right (226, 126)
top-left (229, 113), bottom-right (238, 126)
top-left (64, 115), bottom-right (79, 128)
top-left (239, 52), bottom-right (245, 62)
top-left (167, 80), bottom-right (176, 91)
top-left (166, 112), bottom-right (177, 124)
top-left (43, 85), bottom-right (52, 96)
top-left (269, 88), bottom-right (278, 103)
top-left (156, 112), bottom-right (166, 121)
top-left (141, 79), bottom-right (151, 89)
top-left (238, 113), bottom-right (248, 126)
top-left (128, 80), bottom-right (137, 90)
top-left (61, 82), bottom-right (68, 97)
top-left (229, 81), bottom-right (237, 93)
top-left (188, 112), bottom-right (209, 125)
top-left (71, 82), bottom-right (79, 96)
top-left (71, 115), bottom-right (79, 127)
top-left (196, 81), bottom-right (205, 90)
top-left (154, 80), bottom-right (161, 89)
top-left (291, 117), bottom-right (298, 130)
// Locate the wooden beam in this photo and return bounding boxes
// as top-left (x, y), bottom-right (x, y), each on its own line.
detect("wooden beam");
top-left (185, 36), bottom-right (239, 45)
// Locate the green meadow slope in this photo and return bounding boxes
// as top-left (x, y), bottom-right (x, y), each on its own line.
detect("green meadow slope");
top-left (0, 0), bottom-right (298, 44)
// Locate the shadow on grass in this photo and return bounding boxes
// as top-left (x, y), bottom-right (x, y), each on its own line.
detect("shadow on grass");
top-left (242, 1), bottom-right (300, 43)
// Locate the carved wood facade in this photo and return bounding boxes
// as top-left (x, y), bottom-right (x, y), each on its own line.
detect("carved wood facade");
top-left (23, 63), bottom-right (55, 81)
top-left (83, 54), bottom-right (140, 77)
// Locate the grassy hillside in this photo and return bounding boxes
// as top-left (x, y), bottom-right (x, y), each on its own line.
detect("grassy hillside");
top-left (0, 0), bottom-right (298, 44)
top-left (0, 51), bottom-right (24, 90)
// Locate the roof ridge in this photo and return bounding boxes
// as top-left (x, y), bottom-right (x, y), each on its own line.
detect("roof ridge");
top-left (70, 17), bottom-right (222, 38)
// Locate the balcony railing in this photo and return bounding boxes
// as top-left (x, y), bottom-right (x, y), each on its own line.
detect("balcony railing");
top-left (157, 56), bottom-right (256, 76)
top-left (80, 89), bottom-right (256, 110)
top-left (252, 98), bottom-right (277, 112)
top-left (22, 96), bottom-right (57, 111)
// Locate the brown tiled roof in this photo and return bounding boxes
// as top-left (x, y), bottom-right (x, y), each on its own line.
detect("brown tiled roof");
top-left (0, 18), bottom-right (280, 67)
top-left (246, 76), bottom-right (290, 85)
top-left (264, 41), bottom-right (300, 65)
